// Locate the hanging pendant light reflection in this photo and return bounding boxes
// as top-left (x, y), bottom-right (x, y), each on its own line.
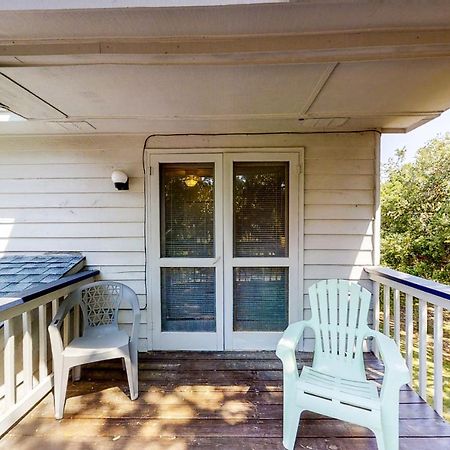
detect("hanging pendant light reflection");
top-left (184, 175), bottom-right (199, 187)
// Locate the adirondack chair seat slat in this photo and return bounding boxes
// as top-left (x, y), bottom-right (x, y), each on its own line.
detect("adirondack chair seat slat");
top-left (298, 366), bottom-right (380, 410)
top-left (276, 279), bottom-right (410, 450)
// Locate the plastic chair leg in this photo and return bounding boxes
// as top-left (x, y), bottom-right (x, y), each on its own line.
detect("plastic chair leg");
top-left (72, 365), bottom-right (81, 382)
top-left (54, 365), bottom-right (70, 420)
top-left (123, 354), bottom-right (138, 400)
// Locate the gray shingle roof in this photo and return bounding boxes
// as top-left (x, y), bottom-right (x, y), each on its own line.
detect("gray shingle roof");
top-left (0, 254), bottom-right (85, 298)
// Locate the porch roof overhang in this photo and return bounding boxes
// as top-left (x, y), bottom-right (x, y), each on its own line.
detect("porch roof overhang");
top-left (0, 1), bottom-right (450, 135)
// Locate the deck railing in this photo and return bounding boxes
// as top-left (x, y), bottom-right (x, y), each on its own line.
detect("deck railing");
top-left (365, 266), bottom-right (450, 418)
top-left (0, 270), bottom-right (99, 436)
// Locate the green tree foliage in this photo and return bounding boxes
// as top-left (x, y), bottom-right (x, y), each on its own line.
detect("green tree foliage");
top-left (381, 134), bottom-right (450, 283)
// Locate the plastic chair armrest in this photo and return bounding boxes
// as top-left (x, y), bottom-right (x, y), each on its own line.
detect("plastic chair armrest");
top-left (48, 296), bottom-right (79, 353)
top-left (49, 302), bottom-right (71, 330)
top-left (276, 321), bottom-right (311, 379)
top-left (367, 330), bottom-right (410, 400)
top-left (130, 308), bottom-right (141, 348)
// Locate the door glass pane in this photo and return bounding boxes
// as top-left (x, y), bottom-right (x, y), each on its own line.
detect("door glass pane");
top-left (233, 162), bottom-right (288, 257)
top-left (233, 267), bottom-right (288, 331)
top-left (161, 267), bottom-right (216, 332)
top-left (160, 163), bottom-right (214, 258)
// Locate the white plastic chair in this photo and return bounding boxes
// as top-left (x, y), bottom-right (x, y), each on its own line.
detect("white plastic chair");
top-left (276, 279), bottom-right (410, 450)
top-left (48, 281), bottom-right (140, 419)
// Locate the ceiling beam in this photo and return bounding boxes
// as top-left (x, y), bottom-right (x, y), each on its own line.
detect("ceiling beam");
top-left (2, 29), bottom-right (450, 66)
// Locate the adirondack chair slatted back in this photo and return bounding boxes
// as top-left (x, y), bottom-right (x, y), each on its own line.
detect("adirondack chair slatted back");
top-left (308, 279), bottom-right (371, 380)
top-left (79, 282), bottom-right (122, 330)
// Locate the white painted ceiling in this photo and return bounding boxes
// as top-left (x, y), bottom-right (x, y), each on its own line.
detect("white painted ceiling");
top-left (0, 1), bottom-right (450, 135)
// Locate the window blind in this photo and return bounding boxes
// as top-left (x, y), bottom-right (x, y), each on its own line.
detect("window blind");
top-left (233, 267), bottom-right (288, 331)
top-left (160, 163), bottom-right (215, 258)
top-left (233, 162), bottom-right (289, 257)
top-left (161, 267), bottom-right (216, 332)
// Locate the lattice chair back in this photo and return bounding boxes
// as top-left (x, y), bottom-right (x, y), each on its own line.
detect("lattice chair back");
top-left (308, 279), bottom-right (372, 381)
top-left (75, 281), bottom-right (135, 333)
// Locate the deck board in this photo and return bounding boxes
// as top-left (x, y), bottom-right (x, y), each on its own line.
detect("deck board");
top-left (1, 351), bottom-right (449, 450)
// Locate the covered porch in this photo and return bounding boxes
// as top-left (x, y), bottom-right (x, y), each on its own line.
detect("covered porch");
top-left (1, 351), bottom-right (449, 450)
top-left (1, 1), bottom-right (450, 448)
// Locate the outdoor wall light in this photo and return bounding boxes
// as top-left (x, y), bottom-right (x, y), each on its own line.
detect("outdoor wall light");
top-left (111, 170), bottom-right (129, 191)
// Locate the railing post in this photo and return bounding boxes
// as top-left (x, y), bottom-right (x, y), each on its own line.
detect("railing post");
top-left (372, 281), bottom-right (380, 357)
top-left (405, 294), bottom-right (414, 387)
top-left (433, 305), bottom-right (443, 416)
top-left (62, 296), bottom-right (70, 347)
top-left (4, 319), bottom-right (16, 408)
top-left (394, 289), bottom-right (400, 345)
top-left (383, 285), bottom-right (390, 337)
top-left (38, 304), bottom-right (48, 381)
top-left (22, 311), bottom-right (33, 393)
top-left (418, 299), bottom-right (428, 401)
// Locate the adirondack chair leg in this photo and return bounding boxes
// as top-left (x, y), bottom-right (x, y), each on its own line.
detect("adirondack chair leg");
top-left (374, 429), bottom-right (386, 450)
top-left (54, 364), bottom-right (70, 420)
top-left (381, 402), bottom-right (400, 450)
top-left (123, 355), bottom-right (138, 401)
top-left (282, 404), bottom-right (302, 450)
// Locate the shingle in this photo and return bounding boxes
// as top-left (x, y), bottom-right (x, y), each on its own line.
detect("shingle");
top-left (18, 268), bottom-right (43, 275)
top-left (45, 268), bottom-right (68, 275)
top-left (8, 282), bottom-right (33, 292)
top-left (1, 268), bottom-right (24, 275)
top-left (21, 274), bottom-right (48, 283)
top-left (0, 274), bottom-right (28, 283)
top-left (40, 275), bottom-right (61, 283)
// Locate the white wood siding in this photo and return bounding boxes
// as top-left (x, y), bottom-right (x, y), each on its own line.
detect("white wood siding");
top-left (0, 135), bottom-right (148, 351)
top-left (0, 132), bottom-right (377, 352)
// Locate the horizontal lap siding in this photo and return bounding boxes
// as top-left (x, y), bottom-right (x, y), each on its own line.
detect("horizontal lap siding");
top-left (0, 135), bottom-right (148, 351)
top-left (303, 133), bottom-right (376, 350)
top-left (0, 132), bottom-right (377, 352)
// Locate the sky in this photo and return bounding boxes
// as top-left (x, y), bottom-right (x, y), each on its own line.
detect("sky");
top-left (380, 109), bottom-right (450, 164)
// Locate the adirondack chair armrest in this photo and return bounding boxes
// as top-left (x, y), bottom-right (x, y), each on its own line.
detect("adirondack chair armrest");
top-left (367, 330), bottom-right (410, 400)
top-left (276, 321), bottom-right (311, 378)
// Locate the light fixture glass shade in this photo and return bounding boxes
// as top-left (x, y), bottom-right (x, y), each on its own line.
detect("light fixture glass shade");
top-left (184, 175), bottom-right (199, 187)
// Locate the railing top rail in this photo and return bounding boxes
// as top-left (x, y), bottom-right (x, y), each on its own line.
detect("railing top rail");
top-left (365, 266), bottom-right (450, 302)
top-left (0, 270), bottom-right (99, 320)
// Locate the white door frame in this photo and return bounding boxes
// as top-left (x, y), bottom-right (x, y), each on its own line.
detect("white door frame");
top-left (148, 153), bottom-right (224, 350)
top-left (223, 152), bottom-right (301, 350)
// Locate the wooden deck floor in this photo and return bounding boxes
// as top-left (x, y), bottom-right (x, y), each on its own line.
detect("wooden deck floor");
top-left (1, 352), bottom-right (450, 449)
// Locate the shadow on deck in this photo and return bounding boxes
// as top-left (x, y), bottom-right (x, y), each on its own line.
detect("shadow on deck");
top-left (1, 352), bottom-right (449, 449)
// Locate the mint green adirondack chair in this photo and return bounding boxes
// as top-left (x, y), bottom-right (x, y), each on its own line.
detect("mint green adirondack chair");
top-left (276, 279), bottom-right (410, 450)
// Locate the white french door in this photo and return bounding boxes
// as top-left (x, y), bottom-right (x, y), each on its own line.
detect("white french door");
top-left (149, 154), bottom-right (223, 350)
top-left (224, 153), bottom-right (299, 349)
top-left (149, 151), bottom-right (300, 350)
